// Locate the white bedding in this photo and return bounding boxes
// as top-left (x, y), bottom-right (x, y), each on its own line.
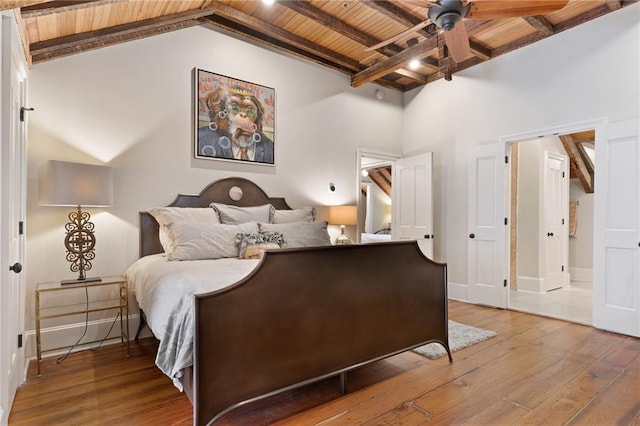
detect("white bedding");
top-left (125, 254), bottom-right (260, 390)
top-left (361, 233), bottom-right (392, 243)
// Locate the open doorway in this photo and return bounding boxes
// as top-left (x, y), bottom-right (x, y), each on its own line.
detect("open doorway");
top-left (357, 150), bottom-right (397, 244)
top-left (509, 131), bottom-right (595, 325)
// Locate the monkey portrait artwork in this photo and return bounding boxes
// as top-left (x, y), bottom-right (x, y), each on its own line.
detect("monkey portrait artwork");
top-left (195, 69), bottom-right (275, 165)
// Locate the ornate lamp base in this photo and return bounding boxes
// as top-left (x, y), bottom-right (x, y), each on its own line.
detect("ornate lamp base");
top-left (62, 206), bottom-right (101, 285)
top-left (335, 225), bottom-right (353, 245)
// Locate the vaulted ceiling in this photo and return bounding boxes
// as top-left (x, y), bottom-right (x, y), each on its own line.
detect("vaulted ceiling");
top-left (2, 0), bottom-right (635, 91)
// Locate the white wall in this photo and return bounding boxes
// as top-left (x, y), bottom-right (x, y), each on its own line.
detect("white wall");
top-left (403, 4), bottom-right (640, 295)
top-left (516, 140), bottom-right (540, 280)
top-left (25, 25), bottom-right (403, 354)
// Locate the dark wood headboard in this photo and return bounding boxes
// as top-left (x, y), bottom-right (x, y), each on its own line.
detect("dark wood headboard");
top-left (140, 177), bottom-right (292, 258)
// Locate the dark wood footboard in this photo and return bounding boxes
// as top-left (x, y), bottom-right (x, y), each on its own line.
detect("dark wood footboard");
top-left (193, 241), bottom-right (449, 425)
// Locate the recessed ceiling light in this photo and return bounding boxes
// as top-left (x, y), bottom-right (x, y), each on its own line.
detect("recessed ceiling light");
top-left (409, 58), bottom-right (420, 70)
top-left (262, 0), bottom-right (275, 5)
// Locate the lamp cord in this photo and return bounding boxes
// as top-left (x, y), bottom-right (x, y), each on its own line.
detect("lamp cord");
top-left (55, 286), bottom-right (122, 364)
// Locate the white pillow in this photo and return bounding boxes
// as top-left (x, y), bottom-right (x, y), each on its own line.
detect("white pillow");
top-left (210, 203), bottom-right (274, 224)
top-left (259, 221), bottom-right (331, 248)
top-left (148, 207), bottom-right (220, 253)
top-left (273, 207), bottom-right (316, 224)
top-left (166, 221), bottom-right (259, 261)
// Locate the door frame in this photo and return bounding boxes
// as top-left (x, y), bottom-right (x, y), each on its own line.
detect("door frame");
top-left (1, 12), bottom-right (28, 423)
top-left (501, 118), bottom-right (605, 307)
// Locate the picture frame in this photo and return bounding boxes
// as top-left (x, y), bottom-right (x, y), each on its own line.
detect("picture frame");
top-left (194, 68), bottom-right (275, 165)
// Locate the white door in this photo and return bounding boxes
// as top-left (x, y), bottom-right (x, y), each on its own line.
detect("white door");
top-left (468, 143), bottom-right (508, 308)
top-left (543, 151), bottom-right (569, 291)
top-left (593, 118), bottom-right (640, 337)
top-left (0, 14), bottom-right (27, 423)
top-left (394, 152), bottom-right (434, 259)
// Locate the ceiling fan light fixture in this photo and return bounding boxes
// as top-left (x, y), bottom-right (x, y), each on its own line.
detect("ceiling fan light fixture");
top-left (436, 11), bottom-right (461, 31)
top-left (428, 0), bottom-right (471, 31)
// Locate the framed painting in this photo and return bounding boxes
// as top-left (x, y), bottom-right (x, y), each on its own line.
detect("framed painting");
top-left (194, 69), bottom-right (275, 165)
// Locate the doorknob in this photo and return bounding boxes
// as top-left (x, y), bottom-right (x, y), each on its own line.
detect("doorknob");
top-left (469, 233), bottom-right (475, 239)
top-left (9, 262), bottom-right (22, 273)
top-left (547, 232), bottom-right (554, 237)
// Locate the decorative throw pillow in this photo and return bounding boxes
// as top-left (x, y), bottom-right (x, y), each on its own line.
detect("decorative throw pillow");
top-left (235, 231), bottom-right (286, 259)
top-left (166, 221), bottom-right (259, 261)
top-left (210, 203), bottom-right (274, 224)
top-left (148, 207), bottom-right (220, 253)
top-left (258, 221), bottom-right (331, 248)
top-left (273, 207), bottom-right (316, 224)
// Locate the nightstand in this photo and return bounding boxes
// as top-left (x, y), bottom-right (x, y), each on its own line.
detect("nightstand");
top-left (35, 275), bottom-right (129, 376)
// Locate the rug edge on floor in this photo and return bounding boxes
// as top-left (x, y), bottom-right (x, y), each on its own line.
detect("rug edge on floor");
top-left (412, 320), bottom-right (496, 359)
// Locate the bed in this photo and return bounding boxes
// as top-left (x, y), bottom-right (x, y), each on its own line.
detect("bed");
top-left (127, 177), bottom-right (451, 425)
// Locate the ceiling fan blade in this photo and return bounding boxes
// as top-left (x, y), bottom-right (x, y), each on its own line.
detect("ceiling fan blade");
top-left (365, 20), bottom-right (430, 52)
top-left (443, 23), bottom-right (471, 63)
top-left (466, 0), bottom-right (569, 19)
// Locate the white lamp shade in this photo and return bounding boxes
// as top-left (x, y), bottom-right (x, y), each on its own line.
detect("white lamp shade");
top-left (40, 160), bottom-right (113, 207)
top-left (329, 205), bottom-right (357, 226)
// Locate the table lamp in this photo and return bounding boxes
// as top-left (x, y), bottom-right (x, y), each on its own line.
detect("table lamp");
top-left (40, 160), bottom-right (113, 284)
top-left (329, 205), bottom-right (357, 245)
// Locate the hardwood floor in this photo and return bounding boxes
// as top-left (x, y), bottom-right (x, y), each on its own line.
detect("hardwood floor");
top-left (9, 300), bottom-right (640, 425)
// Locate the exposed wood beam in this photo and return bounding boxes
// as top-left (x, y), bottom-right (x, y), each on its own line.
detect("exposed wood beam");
top-left (278, 0), bottom-right (427, 84)
top-left (30, 8), bottom-right (213, 63)
top-left (279, 0), bottom-right (399, 57)
top-left (522, 15), bottom-right (554, 36)
top-left (571, 130), bottom-right (595, 145)
top-left (20, 0), bottom-right (124, 18)
top-left (394, 68), bottom-right (428, 84)
top-left (469, 40), bottom-right (491, 60)
top-left (576, 141), bottom-right (595, 177)
top-left (426, 55), bottom-right (485, 83)
top-left (368, 170), bottom-right (392, 197)
top-left (554, 1), bottom-right (632, 31)
top-left (494, 2), bottom-right (635, 65)
top-left (560, 135), bottom-right (593, 194)
top-left (0, 0), bottom-right (48, 11)
top-left (491, 28), bottom-right (546, 57)
top-left (204, 2), bottom-right (361, 72)
top-left (352, 36), bottom-right (437, 87)
top-left (378, 166), bottom-right (392, 183)
top-left (13, 8), bottom-right (31, 67)
top-left (438, 35), bottom-right (452, 80)
top-left (605, 1), bottom-right (622, 11)
top-left (200, 15), bottom-right (403, 91)
top-left (362, 0), bottom-right (432, 39)
top-left (203, 2), bottom-right (403, 89)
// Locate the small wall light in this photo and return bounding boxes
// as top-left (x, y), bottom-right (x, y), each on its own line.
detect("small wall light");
top-left (329, 182), bottom-right (336, 192)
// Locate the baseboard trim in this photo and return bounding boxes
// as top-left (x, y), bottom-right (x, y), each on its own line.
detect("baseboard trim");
top-left (516, 275), bottom-right (544, 293)
top-left (24, 313), bottom-right (140, 360)
top-left (569, 267), bottom-right (593, 282)
top-left (448, 281), bottom-right (469, 302)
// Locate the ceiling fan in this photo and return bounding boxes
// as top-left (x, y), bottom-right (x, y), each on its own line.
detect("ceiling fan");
top-left (367, 0), bottom-right (570, 63)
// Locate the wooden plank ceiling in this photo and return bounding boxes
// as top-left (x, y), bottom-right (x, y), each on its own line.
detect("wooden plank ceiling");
top-left (2, 0), bottom-right (635, 91)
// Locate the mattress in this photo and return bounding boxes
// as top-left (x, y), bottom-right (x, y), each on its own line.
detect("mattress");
top-left (125, 254), bottom-right (260, 389)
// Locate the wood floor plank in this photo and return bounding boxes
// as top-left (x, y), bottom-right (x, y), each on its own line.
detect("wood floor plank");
top-left (9, 301), bottom-right (640, 425)
top-left (515, 361), bottom-right (624, 425)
